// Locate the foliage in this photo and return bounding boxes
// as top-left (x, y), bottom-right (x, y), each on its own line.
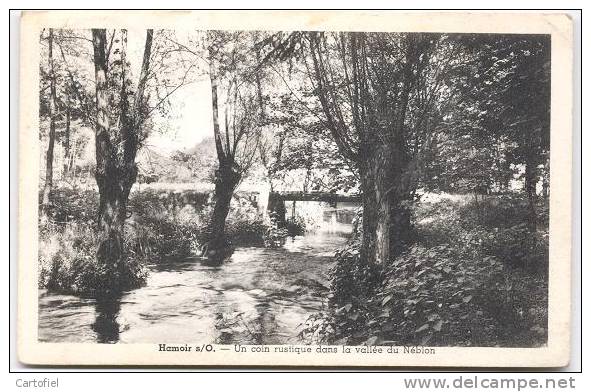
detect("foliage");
top-left (40, 187), bottom-right (98, 224)
top-left (285, 215), bottom-right (307, 236)
top-left (482, 225), bottom-right (549, 271)
top-left (38, 187), bottom-right (271, 295)
top-left (224, 197), bottom-right (269, 246)
top-left (262, 92), bottom-right (359, 194)
top-left (330, 232), bottom-right (383, 305)
top-left (126, 216), bottom-right (198, 261)
top-left (302, 194), bottom-right (548, 347)
top-left (39, 221), bottom-right (148, 296)
top-left (422, 35), bottom-right (550, 195)
top-left (263, 213), bottom-right (289, 248)
top-left (169, 137), bottom-right (218, 182)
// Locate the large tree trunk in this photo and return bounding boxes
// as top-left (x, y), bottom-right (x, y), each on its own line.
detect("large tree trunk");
top-left (41, 28), bottom-right (58, 220)
top-left (359, 157), bottom-right (379, 265)
top-left (95, 166), bottom-right (135, 270)
top-left (205, 162), bottom-right (241, 256)
top-left (359, 142), bottom-right (412, 265)
top-left (92, 29), bottom-right (126, 270)
top-left (92, 29), bottom-right (152, 278)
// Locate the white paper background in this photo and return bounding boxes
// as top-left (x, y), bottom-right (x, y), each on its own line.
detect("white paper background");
top-left (4, 1), bottom-right (583, 388)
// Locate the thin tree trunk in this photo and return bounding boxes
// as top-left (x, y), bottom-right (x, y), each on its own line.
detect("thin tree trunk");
top-left (541, 159), bottom-right (549, 199)
top-left (204, 50), bottom-right (241, 258)
top-left (524, 159), bottom-right (538, 232)
top-left (62, 93), bottom-right (71, 179)
top-left (41, 28), bottom-right (58, 220)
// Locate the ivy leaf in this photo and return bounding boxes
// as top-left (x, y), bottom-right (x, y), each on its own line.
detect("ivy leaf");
top-left (421, 333), bottom-right (433, 346)
top-left (427, 313), bottom-right (440, 322)
top-left (348, 312), bottom-right (359, 321)
top-left (382, 295), bottom-right (393, 306)
top-left (433, 320), bottom-right (443, 332)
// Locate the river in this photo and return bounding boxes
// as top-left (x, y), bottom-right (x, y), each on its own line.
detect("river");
top-left (38, 224), bottom-right (351, 344)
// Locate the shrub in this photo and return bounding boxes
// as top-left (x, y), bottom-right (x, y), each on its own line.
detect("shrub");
top-left (225, 196), bottom-right (268, 246)
top-left (263, 213), bottom-right (289, 248)
top-left (39, 221), bottom-right (148, 296)
top-left (459, 193), bottom-right (529, 229)
top-left (126, 216), bottom-right (199, 260)
top-left (227, 219), bottom-right (268, 246)
top-left (303, 193), bottom-right (549, 347)
top-left (374, 244), bottom-right (504, 346)
top-left (415, 194), bottom-right (549, 271)
top-left (285, 216), bottom-right (307, 236)
top-left (330, 240), bottom-right (383, 305)
top-left (329, 211), bottom-right (382, 303)
top-left (41, 188), bottom-right (98, 224)
top-left (482, 224), bottom-right (549, 271)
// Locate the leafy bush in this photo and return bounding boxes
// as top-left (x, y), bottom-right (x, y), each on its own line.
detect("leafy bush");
top-left (303, 193), bottom-right (549, 347)
top-left (126, 217), bottom-right (199, 260)
top-left (263, 225), bottom-right (289, 248)
top-left (482, 224), bottom-right (549, 271)
top-left (330, 240), bottom-right (383, 304)
top-left (375, 244), bottom-right (504, 346)
top-left (41, 188), bottom-right (98, 224)
top-left (459, 193), bottom-right (529, 229)
top-left (39, 222), bottom-right (148, 296)
top-left (415, 194), bottom-right (549, 271)
top-left (225, 196), bottom-right (268, 246)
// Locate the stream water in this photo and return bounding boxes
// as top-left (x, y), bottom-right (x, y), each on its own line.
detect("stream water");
top-left (38, 224), bottom-right (351, 344)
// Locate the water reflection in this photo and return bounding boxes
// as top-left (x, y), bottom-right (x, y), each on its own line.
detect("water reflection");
top-left (92, 299), bottom-right (121, 343)
top-left (39, 226), bottom-right (351, 344)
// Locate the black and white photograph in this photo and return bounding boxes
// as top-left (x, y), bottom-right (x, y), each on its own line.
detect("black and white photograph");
top-left (16, 11), bottom-right (574, 367)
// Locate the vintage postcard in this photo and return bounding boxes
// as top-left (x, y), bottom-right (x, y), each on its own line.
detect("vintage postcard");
top-left (17, 10), bottom-right (573, 367)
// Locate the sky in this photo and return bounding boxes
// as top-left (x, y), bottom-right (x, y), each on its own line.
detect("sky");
top-left (145, 79), bottom-right (214, 155)
top-left (126, 29), bottom-right (214, 155)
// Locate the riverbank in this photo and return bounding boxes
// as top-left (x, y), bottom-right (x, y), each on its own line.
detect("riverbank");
top-left (38, 187), bottom-right (270, 296)
top-left (302, 192), bottom-right (549, 348)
